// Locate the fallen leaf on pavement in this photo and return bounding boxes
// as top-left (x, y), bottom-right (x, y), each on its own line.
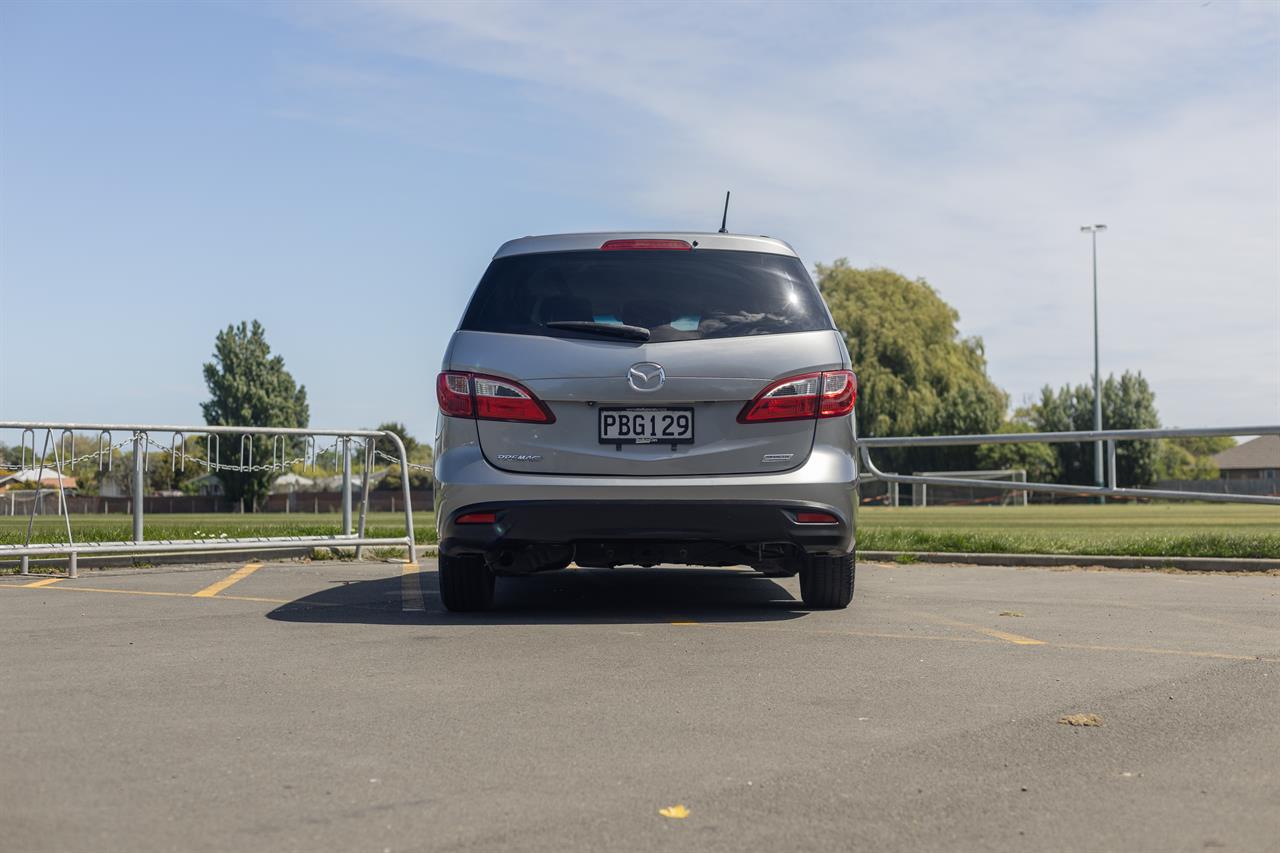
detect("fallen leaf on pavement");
top-left (659, 804), bottom-right (691, 819)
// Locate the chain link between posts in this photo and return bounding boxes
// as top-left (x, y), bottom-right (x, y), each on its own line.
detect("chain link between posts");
top-left (2, 433), bottom-right (431, 477)
top-left (374, 448), bottom-right (433, 472)
top-left (0, 439), bottom-right (134, 472)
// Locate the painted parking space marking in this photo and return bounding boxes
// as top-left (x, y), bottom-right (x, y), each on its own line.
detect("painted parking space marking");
top-left (401, 562), bottom-right (425, 612)
top-left (680, 620), bottom-right (1278, 662)
top-left (22, 577), bottom-right (64, 588)
top-left (0, 583), bottom-right (293, 603)
top-left (2, 568), bottom-right (1275, 662)
top-left (976, 626), bottom-right (1046, 646)
top-left (193, 562), bottom-right (263, 598)
top-left (914, 611), bottom-right (1046, 645)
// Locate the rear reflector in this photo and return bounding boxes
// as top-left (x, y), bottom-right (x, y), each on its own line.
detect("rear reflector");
top-left (795, 511), bottom-right (838, 524)
top-left (600, 239), bottom-right (692, 251)
top-left (436, 371), bottom-right (555, 424)
top-left (456, 511), bottom-right (497, 525)
top-left (738, 370), bottom-right (857, 423)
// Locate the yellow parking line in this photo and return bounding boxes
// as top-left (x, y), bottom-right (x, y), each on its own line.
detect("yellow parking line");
top-left (401, 562), bottom-right (425, 612)
top-left (976, 626), bottom-right (1046, 646)
top-left (193, 562), bottom-right (263, 598)
top-left (22, 577), bottom-right (64, 588)
top-left (914, 611), bottom-right (1046, 646)
top-left (23, 586), bottom-right (194, 599)
top-left (59, 586), bottom-right (303, 605)
top-left (1051, 641), bottom-right (1276, 662)
top-left (680, 621), bottom-right (1278, 662)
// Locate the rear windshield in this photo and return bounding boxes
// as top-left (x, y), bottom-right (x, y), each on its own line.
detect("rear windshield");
top-left (459, 249), bottom-right (833, 343)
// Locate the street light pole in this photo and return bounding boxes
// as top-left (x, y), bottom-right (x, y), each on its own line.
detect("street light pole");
top-left (1080, 224), bottom-right (1107, 500)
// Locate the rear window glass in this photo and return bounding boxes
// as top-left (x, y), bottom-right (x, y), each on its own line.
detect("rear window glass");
top-left (460, 249), bottom-right (832, 343)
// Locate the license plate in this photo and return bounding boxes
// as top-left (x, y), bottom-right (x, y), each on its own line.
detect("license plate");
top-left (598, 408), bottom-right (694, 445)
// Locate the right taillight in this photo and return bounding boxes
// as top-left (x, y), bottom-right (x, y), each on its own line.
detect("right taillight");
top-left (738, 370), bottom-right (857, 423)
top-left (818, 370), bottom-right (856, 417)
top-left (436, 371), bottom-right (556, 424)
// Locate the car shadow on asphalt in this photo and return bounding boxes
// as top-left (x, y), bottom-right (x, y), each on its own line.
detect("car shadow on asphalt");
top-left (266, 566), bottom-right (811, 626)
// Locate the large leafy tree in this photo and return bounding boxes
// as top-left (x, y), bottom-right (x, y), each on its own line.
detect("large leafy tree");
top-left (1154, 435), bottom-right (1233, 481)
top-left (1030, 371), bottom-right (1160, 487)
top-left (374, 421), bottom-right (433, 491)
top-left (975, 409), bottom-right (1059, 483)
top-left (816, 261), bottom-right (1007, 471)
top-left (201, 321), bottom-right (309, 509)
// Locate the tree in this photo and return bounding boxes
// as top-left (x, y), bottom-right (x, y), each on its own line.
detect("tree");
top-left (815, 261), bottom-right (1007, 472)
top-left (374, 422), bottom-right (420, 460)
top-left (975, 409), bottom-right (1059, 483)
top-left (374, 421), bottom-right (433, 491)
top-left (1030, 371), bottom-right (1160, 487)
top-left (201, 321), bottom-right (309, 510)
top-left (1154, 435), bottom-right (1232, 480)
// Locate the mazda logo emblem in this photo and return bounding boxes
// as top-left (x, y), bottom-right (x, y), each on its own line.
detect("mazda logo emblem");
top-left (627, 362), bottom-right (665, 392)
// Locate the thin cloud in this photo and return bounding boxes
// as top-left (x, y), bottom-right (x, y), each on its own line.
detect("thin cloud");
top-left (284, 0), bottom-right (1280, 424)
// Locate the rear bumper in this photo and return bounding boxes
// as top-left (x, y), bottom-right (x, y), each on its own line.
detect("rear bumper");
top-left (434, 442), bottom-right (858, 558)
top-left (440, 499), bottom-right (853, 556)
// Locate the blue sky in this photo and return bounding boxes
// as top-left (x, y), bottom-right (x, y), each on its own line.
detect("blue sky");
top-left (2, 0), bottom-right (1277, 441)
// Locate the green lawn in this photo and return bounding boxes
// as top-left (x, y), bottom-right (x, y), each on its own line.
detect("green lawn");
top-left (0, 512), bottom-right (437, 546)
top-left (857, 504), bottom-right (1280, 559)
top-left (1, 504), bottom-right (1276, 559)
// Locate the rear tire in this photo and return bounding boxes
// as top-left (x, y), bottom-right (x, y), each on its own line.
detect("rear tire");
top-left (438, 553), bottom-right (496, 612)
top-left (799, 552), bottom-right (855, 609)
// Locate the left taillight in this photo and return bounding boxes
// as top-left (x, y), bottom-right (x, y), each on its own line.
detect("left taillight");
top-left (738, 369), bottom-right (857, 423)
top-left (436, 371), bottom-right (555, 424)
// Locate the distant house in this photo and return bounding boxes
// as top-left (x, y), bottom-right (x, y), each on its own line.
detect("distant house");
top-left (189, 473), bottom-right (225, 496)
top-left (271, 473), bottom-right (315, 494)
top-left (0, 469), bottom-right (78, 493)
top-left (1212, 435), bottom-right (1280, 482)
top-left (314, 468), bottom-right (388, 491)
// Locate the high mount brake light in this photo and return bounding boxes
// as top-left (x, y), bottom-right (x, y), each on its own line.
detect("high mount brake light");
top-left (738, 370), bottom-right (857, 423)
top-left (599, 239), bottom-right (693, 251)
top-left (436, 372), bottom-right (555, 424)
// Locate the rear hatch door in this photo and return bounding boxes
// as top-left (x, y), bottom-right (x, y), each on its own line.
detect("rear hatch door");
top-left (449, 244), bottom-right (844, 477)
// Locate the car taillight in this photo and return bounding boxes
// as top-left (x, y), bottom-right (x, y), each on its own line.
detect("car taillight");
top-left (436, 372), bottom-right (555, 424)
top-left (818, 370), bottom-right (857, 417)
top-left (738, 370), bottom-right (857, 423)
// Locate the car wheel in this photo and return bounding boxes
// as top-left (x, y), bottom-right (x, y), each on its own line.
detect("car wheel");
top-left (438, 553), bottom-right (496, 612)
top-left (799, 552), bottom-right (855, 609)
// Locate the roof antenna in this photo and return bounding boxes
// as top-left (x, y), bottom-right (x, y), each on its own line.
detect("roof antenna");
top-left (718, 191), bottom-right (731, 234)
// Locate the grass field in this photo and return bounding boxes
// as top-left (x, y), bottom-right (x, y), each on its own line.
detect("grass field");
top-left (1, 504), bottom-right (1277, 560)
top-left (0, 512), bottom-right (438, 546)
top-left (857, 504), bottom-right (1279, 559)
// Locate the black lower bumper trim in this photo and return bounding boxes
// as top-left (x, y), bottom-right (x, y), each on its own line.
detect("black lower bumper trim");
top-left (439, 499), bottom-right (852, 557)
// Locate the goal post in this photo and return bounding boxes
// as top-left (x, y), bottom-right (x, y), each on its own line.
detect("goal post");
top-left (913, 469), bottom-right (1028, 507)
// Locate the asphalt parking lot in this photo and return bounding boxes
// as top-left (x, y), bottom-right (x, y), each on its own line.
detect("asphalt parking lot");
top-left (2, 559), bottom-right (1278, 852)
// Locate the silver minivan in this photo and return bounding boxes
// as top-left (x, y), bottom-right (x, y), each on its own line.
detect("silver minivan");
top-left (434, 232), bottom-right (858, 611)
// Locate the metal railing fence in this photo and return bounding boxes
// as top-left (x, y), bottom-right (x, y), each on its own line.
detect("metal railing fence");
top-left (4, 420), bottom-right (1276, 578)
top-left (857, 424), bottom-right (1280, 506)
top-left (1, 422), bottom-right (423, 576)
